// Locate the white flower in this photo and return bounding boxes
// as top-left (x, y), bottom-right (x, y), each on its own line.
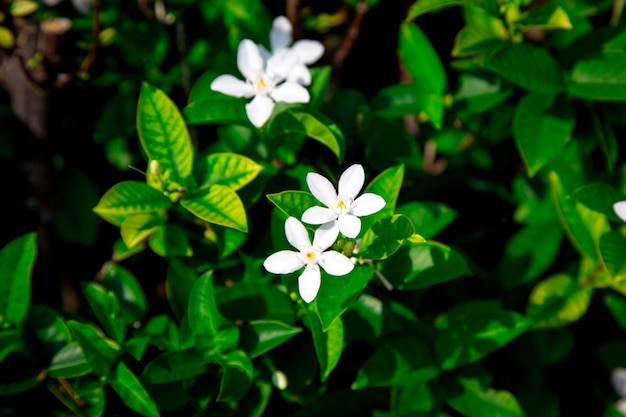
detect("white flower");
top-left (612, 368), bottom-right (626, 415)
top-left (261, 16), bottom-right (324, 86)
top-left (263, 217), bottom-right (354, 303)
top-left (302, 164), bottom-right (386, 241)
top-left (615, 201), bottom-right (626, 222)
top-left (210, 39), bottom-right (310, 128)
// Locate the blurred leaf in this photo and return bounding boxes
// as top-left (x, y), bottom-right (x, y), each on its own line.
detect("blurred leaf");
top-left (198, 152), bottom-right (263, 191)
top-left (363, 164), bottom-right (404, 228)
top-left (267, 109), bottom-right (345, 163)
top-left (360, 215), bottom-right (419, 260)
top-left (0, 329), bottom-right (22, 362)
top-left (396, 201), bottom-right (457, 239)
top-left (142, 349), bottom-right (208, 384)
top-left (569, 182), bottom-right (625, 221)
top-left (267, 190), bottom-right (319, 220)
top-left (217, 281), bottom-right (296, 324)
top-left (0, 27), bottom-right (14, 49)
top-left (533, 327), bottom-right (573, 365)
top-left (353, 337), bottom-right (439, 388)
top-left (0, 371), bottom-right (44, 395)
top-left (406, 0), bottom-right (462, 20)
top-left (239, 320), bottom-right (302, 358)
top-left (10, 1), bottom-right (38, 16)
top-left (289, 388), bottom-right (389, 417)
top-left (67, 321), bottom-right (120, 377)
top-left (137, 83), bottom-right (193, 183)
top-left (568, 52), bottom-right (626, 101)
top-left (603, 291), bottom-right (626, 331)
top-left (394, 381), bottom-right (435, 414)
top-left (185, 94), bottom-right (250, 125)
top-left (149, 224), bottom-right (194, 258)
top-left (0, 232), bottom-right (36, 328)
top-left (526, 274), bottom-right (594, 329)
top-left (484, 42), bottom-right (564, 93)
top-left (93, 181), bottom-right (171, 227)
top-left (360, 114), bottom-right (422, 171)
top-left (166, 261), bottom-right (197, 321)
top-left (215, 350), bottom-right (254, 403)
top-left (600, 231), bottom-right (626, 282)
top-left (315, 266), bottom-right (374, 331)
top-left (110, 361), bottom-right (160, 417)
top-left (514, 4), bottom-right (573, 30)
top-left (137, 314), bottom-right (180, 352)
top-left (49, 378), bottom-right (105, 417)
top-left (309, 66), bottom-right (331, 109)
top-left (181, 184), bottom-right (247, 232)
top-left (434, 301), bottom-right (531, 370)
top-left (48, 341), bottom-right (91, 378)
top-left (454, 74), bottom-right (515, 118)
top-left (101, 263), bottom-right (148, 326)
top-left (306, 308), bottom-right (344, 382)
top-left (513, 93), bottom-right (575, 177)
top-left (83, 283), bottom-right (126, 343)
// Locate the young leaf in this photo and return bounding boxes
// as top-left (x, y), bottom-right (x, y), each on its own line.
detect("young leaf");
top-left (94, 181), bottom-right (171, 227)
top-left (199, 152), bottom-right (263, 191)
top-left (0, 232), bottom-right (36, 328)
top-left (352, 337), bottom-right (439, 388)
top-left (267, 109), bottom-right (346, 163)
top-left (513, 93), bottom-right (575, 177)
top-left (120, 212), bottom-right (165, 249)
top-left (110, 361), bottom-right (160, 417)
top-left (434, 302), bottom-right (532, 370)
top-left (67, 321), bottom-right (121, 377)
top-left (526, 274), bottom-right (594, 329)
top-left (238, 320), bottom-right (302, 358)
top-left (181, 184), bottom-right (247, 232)
top-left (137, 82), bottom-right (193, 183)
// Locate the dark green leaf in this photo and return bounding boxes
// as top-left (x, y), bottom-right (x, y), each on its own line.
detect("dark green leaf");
top-left (110, 361), bottom-right (160, 417)
top-left (568, 52), bottom-right (626, 101)
top-left (184, 94), bottom-right (249, 126)
top-left (305, 308), bottom-right (344, 382)
top-left (396, 201), bottom-right (457, 239)
top-left (83, 282), bottom-right (126, 343)
top-left (101, 263), bottom-right (148, 326)
top-left (67, 321), bottom-right (121, 377)
top-left (309, 66), bottom-right (331, 109)
top-left (48, 341), bottom-right (91, 378)
top-left (216, 281), bottom-right (296, 324)
top-left (406, 0), bottom-right (462, 20)
top-left (166, 261), bottom-right (197, 321)
top-left (362, 164), bottom-right (404, 228)
top-left (600, 231), bottom-right (626, 282)
top-left (239, 320), bottom-right (302, 358)
top-left (215, 350), bottom-right (254, 403)
top-left (569, 182), bottom-right (625, 221)
top-left (360, 114), bottom-right (423, 171)
top-left (148, 224), bottom-right (194, 258)
top-left (187, 271), bottom-right (227, 351)
top-left (0, 232), bottom-right (37, 328)
top-left (359, 214), bottom-right (419, 260)
top-left (142, 349), bottom-right (209, 384)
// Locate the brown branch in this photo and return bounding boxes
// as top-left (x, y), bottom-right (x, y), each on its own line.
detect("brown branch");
top-left (332, 0), bottom-right (368, 70)
top-left (78, 0), bottom-right (101, 74)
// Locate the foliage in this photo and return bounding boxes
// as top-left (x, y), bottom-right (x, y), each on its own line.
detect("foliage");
top-left (2, 0), bottom-right (626, 416)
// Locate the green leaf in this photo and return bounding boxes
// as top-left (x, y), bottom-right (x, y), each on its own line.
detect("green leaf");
top-left (568, 52), bottom-right (626, 101)
top-left (184, 94), bottom-right (249, 125)
top-left (315, 266), bottom-right (374, 331)
top-left (217, 281), bottom-right (296, 324)
top-left (513, 93), bottom-right (575, 177)
top-left (306, 308), bottom-right (344, 382)
top-left (0, 371), bottom-right (44, 395)
top-left (101, 263), bottom-right (148, 326)
top-left (120, 213), bottom-right (166, 248)
top-left (142, 349), bottom-right (209, 384)
top-left (569, 182), bottom-right (625, 221)
top-left (166, 261), bottom-right (197, 321)
top-left (187, 271), bottom-right (227, 350)
top-left (137, 82), bottom-right (193, 182)
top-left (353, 336), bottom-right (439, 388)
top-left (267, 109), bottom-right (345, 163)
top-left (24, 305), bottom-right (71, 358)
top-left (406, 0), bottom-right (462, 20)
top-left (533, 327), bottom-right (573, 365)
top-left (10, 1), bottom-right (38, 16)
top-left (94, 181), bottom-right (171, 227)
top-left (267, 191), bottom-right (319, 220)
top-left (600, 231), bottom-right (626, 282)
top-left (83, 283), bottom-right (126, 343)
top-left (110, 361), bottom-right (160, 417)
top-left (483, 42), bottom-right (564, 93)
top-left (0, 232), bottom-right (36, 327)
top-left (148, 224), bottom-right (194, 258)
top-left (67, 321), bottom-right (121, 377)
top-left (181, 184), bottom-right (247, 232)
top-left (603, 291), bottom-right (626, 331)
top-left (363, 165), bottom-right (404, 228)
top-left (137, 314), bottom-right (180, 352)
top-left (50, 378), bottom-right (106, 417)
top-left (309, 66), bottom-right (331, 109)
top-left (359, 214), bottom-right (419, 260)
top-left (434, 301), bottom-right (532, 370)
top-left (382, 241), bottom-right (471, 290)
top-left (360, 114), bottom-right (423, 171)
top-left (239, 320), bottom-right (302, 358)
top-left (0, 26), bottom-right (15, 49)
top-left (198, 152), bottom-right (263, 191)
top-left (0, 329), bottom-right (22, 362)
top-left (396, 201), bottom-right (457, 239)
top-left (48, 341), bottom-right (91, 378)
top-left (526, 274), bottom-right (594, 329)
top-left (215, 350), bottom-right (254, 403)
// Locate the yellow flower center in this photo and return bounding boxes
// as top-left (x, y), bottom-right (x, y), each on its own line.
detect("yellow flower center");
top-left (305, 251), bottom-right (316, 261)
top-left (257, 78), bottom-right (267, 90)
top-left (336, 200), bottom-right (346, 211)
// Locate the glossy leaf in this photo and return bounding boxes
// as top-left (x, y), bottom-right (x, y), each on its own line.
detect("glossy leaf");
top-left (187, 271), bottom-right (227, 351)
top-left (215, 350), bottom-right (254, 403)
top-left (137, 82), bottom-right (193, 182)
top-left (199, 152), bottom-right (263, 191)
top-left (48, 341), bottom-right (92, 378)
top-left (569, 182), bottom-right (625, 221)
top-left (600, 231), bottom-right (626, 282)
top-left (359, 214), bottom-right (419, 260)
top-left (101, 263), bottom-right (148, 326)
top-left (120, 213), bottom-right (165, 248)
top-left (67, 321), bottom-right (121, 377)
top-left (267, 190), bottom-right (319, 220)
top-left (0, 232), bottom-right (36, 328)
top-left (239, 320), bottom-right (302, 358)
top-left (93, 181), bottom-right (171, 227)
top-left (434, 302), bottom-right (532, 369)
top-left (184, 94), bottom-right (249, 125)
top-left (83, 282), bottom-right (126, 343)
top-left (362, 164), bottom-right (404, 228)
top-left (309, 66), bottom-right (331, 109)
top-left (406, 0), bottom-right (462, 20)
top-left (110, 361), bottom-right (160, 417)
top-left (181, 184), bottom-right (247, 232)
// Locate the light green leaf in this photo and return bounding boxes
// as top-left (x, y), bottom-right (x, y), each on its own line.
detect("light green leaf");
top-left (142, 349), bottom-right (209, 384)
top-left (434, 301), bottom-right (532, 369)
top-left (526, 274), bottom-right (594, 329)
top-left (267, 109), bottom-right (345, 163)
top-left (67, 321), bottom-right (121, 377)
top-left (513, 93), bottom-right (575, 177)
top-left (513, 3), bottom-right (573, 30)
top-left (239, 320), bottom-right (302, 358)
top-left (94, 181), bottom-right (171, 227)
top-left (48, 341), bottom-right (92, 379)
top-left (137, 82), bottom-right (193, 182)
top-left (181, 184), bottom-right (247, 232)
top-left (0, 27), bottom-right (15, 49)
top-left (406, 0), bottom-right (463, 20)
top-left (568, 52), bottom-right (626, 101)
top-left (484, 42), bottom-right (564, 93)
top-left (10, 1), bottom-right (38, 16)
top-left (353, 337), bottom-right (439, 388)
top-left (120, 212), bottom-right (165, 248)
top-left (0, 232), bottom-right (36, 327)
top-left (110, 361), bottom-right (160, 417)
top-left (360, 214), bottom-right (419, 260)
top-left (199, 152), bottom-right (263, 191)
top-left (267, 190), bottom-right (319, 220)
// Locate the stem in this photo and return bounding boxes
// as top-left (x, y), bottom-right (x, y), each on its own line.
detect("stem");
top-left (78, 0), bottom-right (101, 74)
top-left (332, 0), bottom-right (368, 72)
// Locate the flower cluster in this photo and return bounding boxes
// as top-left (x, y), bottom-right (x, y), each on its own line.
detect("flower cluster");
top-left (264, 164), bottom-right (386, 303)
top-left (211, 16), bottom-right (324, 128)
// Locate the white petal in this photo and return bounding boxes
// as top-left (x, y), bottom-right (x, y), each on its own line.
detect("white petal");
top-left (352, 193), bottom-right (386, 217)
top-left (267, 49), bottom-right (298, 81)
top-left (287, 63), bottom-right (312, 86)
top-left (245, 94), bottom-right (275, 127)
top-left (338, 164), bottom-right (365, 199)
top-left (270, 82), bottom-right (310, 104)
top-left (617, 398), bottom-right (626, 415)
top-left (237, 39), bottom-right (264, 81)
top-left (263, 250), bottom-right (304, 274)
top-left (71, 0), bottom-right (92, 14)
top-left (337, 214), bottom-right (361, 238)
top-left (319, 251), bottom-right (354, 276)
top-left (615, 201), bottom-right (626, 222)
top-left (302, 206), bottom-right (336, 225)
top-left (270, 16), bottom-right (293, 51)
top-left (284, 217), bottom-right (311, 252)
top-left (211, 75), bottom-right (254, 98)
top-left (613, 368), bottom-right (626, 396)
top-left (306, 172), bottom-right (337, 207)
top-left (312, 222), bottom-right (339, 251)
top-left (292, 40), bottom-right (324, 64)
top-left (258, 44), bottom-right (271, 61)
top-left (298, 266), bottom-right (321, 303)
